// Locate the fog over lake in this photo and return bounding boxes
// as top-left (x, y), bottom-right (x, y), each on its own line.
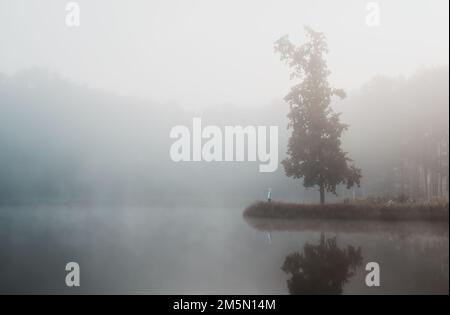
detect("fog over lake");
top-left (0, 0), bottom-right (448, 294)
top-left (1, 206), bottom-right (448, 294)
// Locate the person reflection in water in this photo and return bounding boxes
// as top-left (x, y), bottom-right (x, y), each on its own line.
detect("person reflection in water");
top-left (282, 234), bottom-right (363, 295)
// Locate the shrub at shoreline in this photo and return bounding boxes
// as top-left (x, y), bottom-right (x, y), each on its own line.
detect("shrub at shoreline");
top-left (243, 200), bottom-right (449, 222)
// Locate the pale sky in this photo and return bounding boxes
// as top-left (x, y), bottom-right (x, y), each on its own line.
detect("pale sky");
top-left (0, 0), bottom-right (448, 107)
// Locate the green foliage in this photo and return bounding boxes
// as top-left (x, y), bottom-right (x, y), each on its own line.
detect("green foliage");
top-left (275, 27), bottom-right (362, 203)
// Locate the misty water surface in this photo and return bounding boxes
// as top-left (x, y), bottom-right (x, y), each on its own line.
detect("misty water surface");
top-left (0, 206), bottom-right (447, 294)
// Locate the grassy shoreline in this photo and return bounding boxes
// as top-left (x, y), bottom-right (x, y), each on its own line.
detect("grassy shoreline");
top-left (243, 200), bottom-right (449, 222)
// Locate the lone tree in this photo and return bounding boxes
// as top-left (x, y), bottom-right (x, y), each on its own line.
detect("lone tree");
top-left (275, 27), bottom-right (362, 204)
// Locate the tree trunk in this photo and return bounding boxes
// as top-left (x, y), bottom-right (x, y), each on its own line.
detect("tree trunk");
top-left (319, 185), bottom-right (325, 205)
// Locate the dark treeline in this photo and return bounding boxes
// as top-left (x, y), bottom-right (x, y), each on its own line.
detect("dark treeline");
top-left (0, 67), bottom-right (448, 206)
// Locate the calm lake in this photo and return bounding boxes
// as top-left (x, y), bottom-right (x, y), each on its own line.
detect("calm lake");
top-left (0, 205), bottom-right (448, 294)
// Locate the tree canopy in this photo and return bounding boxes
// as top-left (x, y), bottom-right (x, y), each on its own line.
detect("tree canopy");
top-left (275, 27), bottom-right (362, 204)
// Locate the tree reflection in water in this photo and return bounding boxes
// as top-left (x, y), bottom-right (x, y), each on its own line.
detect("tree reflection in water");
top-left (282, 234), bottom-right (363, 295)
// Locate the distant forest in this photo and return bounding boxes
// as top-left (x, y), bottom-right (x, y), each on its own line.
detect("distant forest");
top-left (0, 67), bottom-right (448, 206)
